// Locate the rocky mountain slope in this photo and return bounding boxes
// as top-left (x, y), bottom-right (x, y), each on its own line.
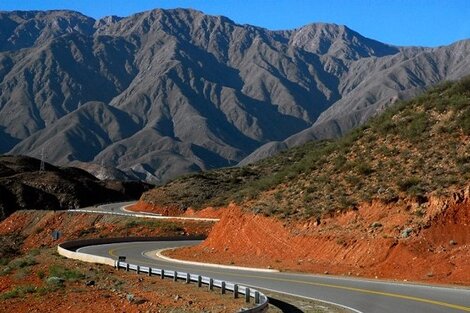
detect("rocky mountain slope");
top-left (138, 76), bottom-right (470, 217)
top-left (0, 155), bottom-right (151, 220)
top-left (1, 9), bottom-right (469, 182)
top-left (136, 78), bottom-right (470, 284)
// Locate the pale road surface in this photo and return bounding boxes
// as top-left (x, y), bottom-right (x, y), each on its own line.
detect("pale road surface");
top-left (78, 241), bottom-right (470, 313)
top-left (75, 203), bottom-right (470, 313)
top-left (68, 201), bottom-right (219, 221)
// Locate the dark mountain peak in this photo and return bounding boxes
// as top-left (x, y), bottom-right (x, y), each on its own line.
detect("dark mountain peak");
top-left (0, 10), bottom-right (95, 52)
top-left (97, 7), bottom-right (238, 37)
top-left (94, 15), bottom-right (123, 28)
top-left (290, 22), bottom-right (399, 59)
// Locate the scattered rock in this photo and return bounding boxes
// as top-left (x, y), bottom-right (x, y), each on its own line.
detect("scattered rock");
top-left (174, 295), bottom-right (181, 301)
top-left (85, 280), bottom-right (95, 287)
top-left (401, 228), bottom-right (413, 238)
top-left (126, 293), bottom-right (135, 302)
top-left (371, 222), bottom-right (382, 228)
top-left (449, 240), bottom-right (457, 246)
top-left (324, 271), bottom-right (329, 275)
top-left (133, 298), bottom-right (147, 305)
top-left (47, 276), bottom-right (65, 286)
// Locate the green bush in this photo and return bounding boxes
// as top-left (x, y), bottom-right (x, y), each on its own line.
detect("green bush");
top-left (0, 285), bottom-right (36, 300)
top-left (397, 177), bottom-right (422, 192)
top-left (48, 265), bottom-right (84, 281)
top-left (9, 257), bottom-right (37, 269)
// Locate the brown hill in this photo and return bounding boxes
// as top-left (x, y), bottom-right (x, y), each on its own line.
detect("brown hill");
top-left (0, 155), bottom-right (151, 220)
top-left (138, 76), bottom-right (470, 218)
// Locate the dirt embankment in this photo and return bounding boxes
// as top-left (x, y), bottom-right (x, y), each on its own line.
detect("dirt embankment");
top-left (167, 188), bottom-right (470, 285)
top-left (0, 210), bottom-right (215, 251)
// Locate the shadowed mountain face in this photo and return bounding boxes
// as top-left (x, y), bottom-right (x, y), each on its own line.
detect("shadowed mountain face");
top-left (1, 9), bottom-right (469, 182)
top-left (0, 155), bottom-right (152, 220)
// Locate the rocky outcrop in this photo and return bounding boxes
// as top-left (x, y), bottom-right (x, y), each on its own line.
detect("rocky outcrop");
top-left (0, 155), bottom-right (151, 219)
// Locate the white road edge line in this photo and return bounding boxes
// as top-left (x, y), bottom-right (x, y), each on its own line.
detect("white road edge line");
top-left (68, 209), bottom-right (220, 222)
top-left (153, 248), bottom-right (280, 273)
top-left (148, 248), bottom-right (362, 313)
top-left (248, 284), bottom-right (364, 313)
top-left (119, 203), bottom-right (221, 221)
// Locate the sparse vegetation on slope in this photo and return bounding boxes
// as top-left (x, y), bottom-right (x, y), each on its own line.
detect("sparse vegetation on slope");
top-left (142, 76), bottom-right (470, 218)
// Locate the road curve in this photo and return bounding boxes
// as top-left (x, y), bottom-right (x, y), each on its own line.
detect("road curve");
top-left (68, 201), bottom-right (219, 221)
top-left (78, 240), bottom-right (470, 313)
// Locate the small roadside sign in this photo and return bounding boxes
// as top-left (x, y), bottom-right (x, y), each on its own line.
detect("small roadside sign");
top-left (118, 256), bottom-right (126, 262)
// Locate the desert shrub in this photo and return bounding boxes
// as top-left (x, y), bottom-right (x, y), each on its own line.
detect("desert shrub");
top-left (9, 257), bottom-right (37, 269)
top-left (397, 177), bottom-right (421, 192)
top-left (355, 162), bottom-right (374, 176)
top-left (459, 107), bottom-right (470, 135)
top-left (0, 285), bottom-right (36, 300)
top-left (48, 265), bottom-right (84, 281)
top-left (399, 112), bottom-right (429, 140)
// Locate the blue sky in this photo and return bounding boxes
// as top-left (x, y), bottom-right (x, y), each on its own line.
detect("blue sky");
top-left (0, 0), bottom-right (469, 47)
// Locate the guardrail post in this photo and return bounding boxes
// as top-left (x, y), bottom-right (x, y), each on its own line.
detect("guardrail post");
top-left (233, 284), bottom-right (238, 298)
top-left (59, 240), bottom-right (270, 311)
top-left (255, 291), bottom-right (260, 304)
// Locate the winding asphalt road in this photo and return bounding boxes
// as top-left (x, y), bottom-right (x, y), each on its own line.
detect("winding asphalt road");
top-left (78, 240), bottom-right (470, 313)
top-left (69, 201), bottom-right (219, 221)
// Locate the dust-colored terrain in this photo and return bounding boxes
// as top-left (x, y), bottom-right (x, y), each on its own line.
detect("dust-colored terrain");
top-left (0, 247), bottom-right (258, 313)
top-left (0, 211), bottom-right (344, 312)
top-left (0, 211), bottom-right (238, 312)
top-left (0, 210), bottom-right (214, 251)
top-left (167, 191), bottom-right (470, 285)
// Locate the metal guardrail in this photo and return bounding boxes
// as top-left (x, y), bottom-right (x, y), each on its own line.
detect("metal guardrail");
top-left (116, 261), bottom-right (269, 312)
top-left (58, 238), bottom-right (268, 313)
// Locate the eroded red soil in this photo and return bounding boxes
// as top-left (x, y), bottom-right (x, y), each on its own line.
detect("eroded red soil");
top-left (167, 190), bottom-right (470, 285)
top-left (0, 210), bottom-right (214, 251)
top-left (129, 201), bottom-right (226, 219)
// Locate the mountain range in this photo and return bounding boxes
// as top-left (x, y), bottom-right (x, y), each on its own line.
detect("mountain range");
top-left (1, 8), bottom-right (469, 182)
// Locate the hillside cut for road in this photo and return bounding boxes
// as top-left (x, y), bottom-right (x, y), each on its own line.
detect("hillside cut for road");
top-left (1, 9), bottom-right (469, 182)
top-left (140, 77), bottom-right (470, 284)
top-left (0, 155), bottom-right (151, 220)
